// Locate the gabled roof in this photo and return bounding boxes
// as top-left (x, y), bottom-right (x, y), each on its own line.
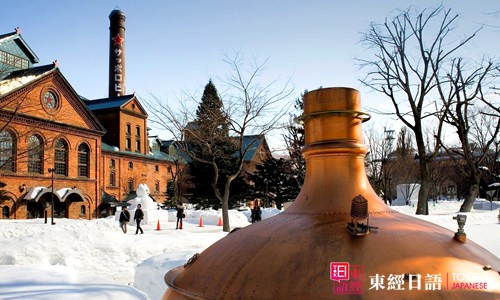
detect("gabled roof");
top-left (242, 135), bottom-right (266, 161)
top-left (83, 94), bottom-right (136, 111)
top-left (160, 140), bottom-right (191, 162)
top-left (0, 63), bottom-right (106, 134)
top-left (0, 63), bottom-right (56, 96)
top-left (84, 93), bottom-right (148, 116)
top-left (3, 63), bottom-right (55, 79)
top-left (0, 29), bottom-right (39, 64)
top-left (160, 135), bottom-right (269, 163)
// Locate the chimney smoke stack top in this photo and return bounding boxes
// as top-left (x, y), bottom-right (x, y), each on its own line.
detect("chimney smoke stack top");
top-left (108, 9), bottom-right (126, 98)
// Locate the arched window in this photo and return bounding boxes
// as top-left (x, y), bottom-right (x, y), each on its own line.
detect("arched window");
top-left (2, 206), bottom-right (9, 218)
top-left (54, 139), bottom-right (68, 175)
top-left (127, 178), bottom-right (134, 192)
top-left (0, 130), bottom-right (15, 172)
top-left (135, 126), bottom-right (141, 152)
top-left (126, 137), bottom-right (131, 150)
top-left (78, 144), bottom-right (89, 177)
top-left (110, 159), bottom-right (115, 169)
top-left (155, 181), bottom-right (160, 193)
top-left (28, 135), bottom-right (43, 174)
top-left (128, 161), bottom-right (133, 169)
top-left (126, 123), bottom-right (131, 134)
top-left (109, 172), bottom-right (116, 186)
top-left (136, 139), bottom-right (141, 152)
top-left (80, 205), bottom-right (86, 215)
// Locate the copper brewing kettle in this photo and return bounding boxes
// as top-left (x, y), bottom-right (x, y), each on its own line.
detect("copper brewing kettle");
top-left (161, 87), bottom-right (500, 299)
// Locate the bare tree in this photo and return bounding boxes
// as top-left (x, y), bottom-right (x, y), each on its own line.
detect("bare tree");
top-left (165, 143), bottom-right (188, 206)
top-left (363, 123), bottom-right (396, 203)
top-left (145, 54), bottom-right (293, 231)
top-left (0, 66), bottom-right (70, 173)
top-left (389, 127), bottom-right (419, 204)
top-left (358, 6), bottom-right (480, 214)
top-left (470, 106), bottom-right (500, 179)
top-left (436, 58), bottom-right (499, 211)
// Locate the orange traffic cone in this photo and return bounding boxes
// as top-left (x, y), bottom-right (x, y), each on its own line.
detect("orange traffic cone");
top-left (217, 216), bottom-right (222, 226)
top-left (156, 219), bottom-right (161, 231)
top-left (199, 217), bottom-right (204, 227)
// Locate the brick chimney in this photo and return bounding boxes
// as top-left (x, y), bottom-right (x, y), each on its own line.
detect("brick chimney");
top-left (109, 9), bottom-right (126, 97)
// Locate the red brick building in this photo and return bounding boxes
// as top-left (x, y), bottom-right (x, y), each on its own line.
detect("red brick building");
top-left (0, 26), bottom-right (176, 220)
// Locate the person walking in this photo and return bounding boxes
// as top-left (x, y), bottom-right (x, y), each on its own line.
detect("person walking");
top-left (134, 204), bottom-right (144, 234)
top-left (176, 202), bottom-right (184, 229)
top-left (119, 206), bottom-right (130, 233)
top-left (251, 200), bottom-right (262, 223)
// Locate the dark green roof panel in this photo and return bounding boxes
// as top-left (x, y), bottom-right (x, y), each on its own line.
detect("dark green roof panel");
top-left (84, 94), bottom-right (135, 111)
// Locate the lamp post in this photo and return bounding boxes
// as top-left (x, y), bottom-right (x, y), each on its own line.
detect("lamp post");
top-left (388, 177), bottom-right (392, 205)
top-left (264, 178), bottom-right (269, 208)
top-left (48, 168), bottom-right (56, 225)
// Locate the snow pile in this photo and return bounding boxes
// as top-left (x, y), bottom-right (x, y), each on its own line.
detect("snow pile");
top-left (0, 264), bottom-right (149, 300)
top-left (0, 203), bottom-right (498, 299)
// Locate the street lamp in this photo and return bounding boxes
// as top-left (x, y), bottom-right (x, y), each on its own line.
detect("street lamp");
top-left (48, 168), bottom-right (56, 225)
top-left (387, 177), bottom-right (392, 205)
top-left (264, 178), bottom-right (269, 208)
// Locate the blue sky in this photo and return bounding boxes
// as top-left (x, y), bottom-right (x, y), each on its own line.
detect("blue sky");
top-left (2, 0), bottom-right (498, 148)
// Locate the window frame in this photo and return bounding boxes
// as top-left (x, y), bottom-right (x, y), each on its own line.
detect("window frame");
top-left (0, 130), bottom-right (16, 172)
top-left (27, 135), bottom-right (43, 174)
top-left (77, 143), bottom-right (90, 177)
top-left (54, 139), bottom-right (68, 176)
top-left (109, 171), bottom-right (116, 187)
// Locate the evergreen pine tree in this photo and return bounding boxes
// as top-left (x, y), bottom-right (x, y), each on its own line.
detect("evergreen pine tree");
top-left (284, 93), bottom-right (306, 187)
top-left (185, 80), bottom-right (239, 208)
top-left (248, 157), bottom-right (300, 209)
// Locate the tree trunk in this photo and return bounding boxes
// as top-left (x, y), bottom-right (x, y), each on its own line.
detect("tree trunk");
top-left (460, 181), bottom-right (479, 213)
top-left (221, 194), bottom-right (230, 232)
top-left (415, 159), bottom-right (431, 215)
top-left (416, 182), bottom-right (430, 215)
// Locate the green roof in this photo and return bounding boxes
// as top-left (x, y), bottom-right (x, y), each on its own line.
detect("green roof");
top-left (101, 142), bottom-right (177, 162)
top-left (242, 135), bottom-right (264, 161)
top-left (84, 94), bottom-right (135, 111)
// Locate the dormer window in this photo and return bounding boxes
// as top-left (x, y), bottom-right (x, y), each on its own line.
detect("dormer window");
top-left (0, 50), bottom-right (29, 69)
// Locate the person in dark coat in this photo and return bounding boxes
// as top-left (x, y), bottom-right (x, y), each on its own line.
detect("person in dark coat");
top-left (119, 206), bottom-right (130, 234)
top-left (251, 200), bottom-right (262, 223)
top-left (134, 204), bottom-right (144, 234)
top-left (176, 203), bottom-right (185, 229)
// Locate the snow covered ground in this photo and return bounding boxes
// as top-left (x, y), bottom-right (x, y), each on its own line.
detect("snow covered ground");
top-left (0, 201), bottom-right (498, 299)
